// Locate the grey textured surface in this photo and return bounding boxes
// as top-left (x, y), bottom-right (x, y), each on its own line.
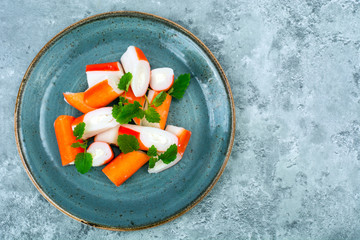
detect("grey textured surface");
top-left (2, 0), bottom-right (360, 239)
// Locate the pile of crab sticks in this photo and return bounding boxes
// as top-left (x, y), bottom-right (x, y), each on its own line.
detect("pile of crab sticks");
top-left (54, 46), bottom-right (191, 187)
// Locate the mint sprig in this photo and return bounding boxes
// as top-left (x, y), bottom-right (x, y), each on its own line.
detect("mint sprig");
top-left (118, 72), bottom-right (133, 92)
top-left (72, 122), bottom-right (93, 174)
top-left (146, 144), bottom-right (178, 169)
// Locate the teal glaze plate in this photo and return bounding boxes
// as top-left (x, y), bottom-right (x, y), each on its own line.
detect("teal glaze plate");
top-left (15, 11), bottom-right (235, 230)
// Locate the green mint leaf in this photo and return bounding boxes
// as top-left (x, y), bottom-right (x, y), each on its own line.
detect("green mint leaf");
top-left (151, 91), bottom-right (167, 107)
top-left (112, 101), bottom-right (144, 124)
top-left (118, 96), bottom-right (129, 105)
top-left (118, 72), bottom-right (133, 92)
top-left (71, 142), bottom-right (87, 149)
top-left (112, 103), bottom-right (123, 122)
top-left (117, 134), bottom-right (140, 154)
top-left (148, 157), bottom-right (158, 169)
top-left (144, 107), bottom-right (160, 123)
top-left (75, 152), bottom-right (93, 174)
top-left (168, 73), bottom-right (190, 99)
top-left (159, 144), bottom-right (178, 164)
top-left (73, 122), bottom-right (85, 140)
top-left (147, 145), bottom-right (158, 157)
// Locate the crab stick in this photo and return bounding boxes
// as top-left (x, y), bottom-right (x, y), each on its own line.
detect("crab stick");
top-left (118, 124), bottom-right (178, 152)
top-left (86, 62), bottom-right (124, 88)
top-left (94, 125), bottom-right (120, 145)
top-left (120, 46), bottom-right (150, 97)
top-left (87, 142), bottom-right (114, 166)
top-left (54, 115), bottom-right (84, 166)
top-left (84, 76), bottom-right (124, 108)
top-left (150, 68), bottom-right (174, 91)
top-left (148, 125), bottom-right (191, 173)
top-left (141, 90), bottom-right (172, 129)
top-left (72, 107), bottom-right (119, 139)
top-left (102, 151), bottom-right (150, 186)
top-left (121, 86), bottom-right (145, 125)
top-left (63, 92), bottom-right (96, 114)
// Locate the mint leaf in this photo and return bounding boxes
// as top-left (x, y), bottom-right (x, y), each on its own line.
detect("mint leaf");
top-left (118, 72), bottom-right (133, 92)
top-left (144, 107), bottom-right (160, 123)
top-left (151, 91), bottom-right (167, 107)
top-left (159, 144), bottom-right (178, 164)
top-left (118, 96), bottom-right (129, 105)
top-left (113, 101), bottom-right (144, 124)
top-left (73, 122), bottom-right (85, 140)
top-left (148, 157), bottom-right (158, 169)
top-left (147, 145), bottom-right (158, 157)
top-left (117, 134), bottom-right (140, 154)
top-left (168, 73), bottom-right (190, 99)
top-left (75, 152), bottom-right (93, 174)
top-left (71, 142), bottom-right (87, 149)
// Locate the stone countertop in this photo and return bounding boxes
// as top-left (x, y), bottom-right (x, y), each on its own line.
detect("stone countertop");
top-left (2, 0), bottom-right (360, 239)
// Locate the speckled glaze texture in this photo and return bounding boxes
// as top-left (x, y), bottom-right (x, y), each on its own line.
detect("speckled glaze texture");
top-left (3, 0), bottom-right (360, 239)
top-left (15, 12), bottom-right (234, 230)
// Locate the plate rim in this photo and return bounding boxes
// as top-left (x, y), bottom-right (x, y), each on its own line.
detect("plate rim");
top-left (14, 11), bottom-right (236, 231)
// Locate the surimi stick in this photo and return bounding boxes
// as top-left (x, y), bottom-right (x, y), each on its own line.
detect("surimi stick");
top-left (72, 107), bottom-right (119, 140)
top-left (150, 68), bottom-right (174, 91)
top-left (84, 77), bottom-right (124, 108)
top-left (87, 142), bottom-right (114, 166)
top-left (118, 124), bottom-right (178, 152)
top-left (86, 62), bottom-right (124, 88)
top-left (94, 125), bottom-right (120, 145)
top-left (141, 90), bottom-right (172, 129)
top-left (120, 46), bottom-right (150, 97)
top-left (63, 92), bottom-right (96, 114)
top-left (148, 125), bottom-right (191, 173)
top-left (121, 86), bottom-right (145, 125)
top-left (54, 115), bottom-right (84, 166)
top-left (102, 151), bottom-right (150, 186)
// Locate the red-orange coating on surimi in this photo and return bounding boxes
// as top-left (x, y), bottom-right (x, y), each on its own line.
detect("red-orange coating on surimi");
top-left (177, 129), bottom-right (192, 156)
top-left (63, 92), bottom-right (96, 114)
top-left (134, 47), bottom-right (148, 61)
top-left (102, 151), bottom-right (150, 186)
top-left (71, 114), bottom-right (85, 128)
top-left (118, 126), bottom-right (148, 151)
top-left (54, 115), bottom-right (84, 166)
top-left (150, 91), bottom-right (172, 130)
top-left (84, 80), bottom-right (120, 108)
top-left (86, 62), bottom-right (121, 72)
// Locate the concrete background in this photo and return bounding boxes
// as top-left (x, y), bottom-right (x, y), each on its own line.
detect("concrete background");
top-left (2, 0), bottom-right (360, 239)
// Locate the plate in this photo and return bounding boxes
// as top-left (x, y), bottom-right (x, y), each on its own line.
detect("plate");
top-left (14, 11), bottom-right (235, 230)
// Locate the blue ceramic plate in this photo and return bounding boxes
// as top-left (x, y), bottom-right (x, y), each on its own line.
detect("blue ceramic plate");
top-left (15, 11), bottom-right (235, 230)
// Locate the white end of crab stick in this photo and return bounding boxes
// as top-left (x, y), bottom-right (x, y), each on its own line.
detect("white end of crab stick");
top-left (94, 125), bottom-right (120, 145)
top-left (120, 46), bottom-right (150, 97)
top-left (72, 107), bottom-right (119, 140)
top-left (87, 142), bottom-right (114, 166)
top-left (150, 68), bottom-right (174, 91)
top-left (118, 124), bottom-right (178, 152)
top-left (148, 125), bottom-right (191, 173)
top-left (86, 62), bottom-right (124, 88)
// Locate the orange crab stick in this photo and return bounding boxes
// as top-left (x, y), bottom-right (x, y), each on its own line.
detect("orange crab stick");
top-left (63, 92), bottom-right (96, 114)
top-left (102, 151), bottom-right (150, 186)
top-left (86, 62), bottom-right (124, 88)
top-left (141, 90), bottom-right (172, 129)
top-left (118, 124), bottom-right (178, 152)
top-left (84, 77), bottom-right (124, 108)
top-left (120, 46), bottom-right (150, 97)
top-left (54, 115), bottom-right (84, 166)
top-left (121, 86), bottom-right (145, 125)
top-left (148, 125), bottom-right (191, 173)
